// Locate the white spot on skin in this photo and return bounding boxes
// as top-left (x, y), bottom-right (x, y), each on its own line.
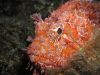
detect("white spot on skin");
top-left (41, 48), bottom-right (46, 54)
top-left (30, 55), bottom-right (34, 62)
top-left (63, 34), bottom-right (72, 41)
top-left (63, 34), bottom-right (67, 38)
top-left (50, 27), bottom-right (60, 32)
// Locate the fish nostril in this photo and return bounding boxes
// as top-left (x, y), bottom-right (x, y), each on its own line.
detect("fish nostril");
top-left (57, 28), bottom-right (62, 34)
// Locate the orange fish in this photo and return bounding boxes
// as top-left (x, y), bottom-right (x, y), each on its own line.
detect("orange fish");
top-left (27, 0), bottom-right (100, 70)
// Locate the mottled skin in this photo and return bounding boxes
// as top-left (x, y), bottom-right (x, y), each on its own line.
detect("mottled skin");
top-left (27, 0), bottom-right (100, 70)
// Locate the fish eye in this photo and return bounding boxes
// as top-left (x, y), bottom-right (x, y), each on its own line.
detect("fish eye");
top-left (57, 28), bottom-right (62, 34)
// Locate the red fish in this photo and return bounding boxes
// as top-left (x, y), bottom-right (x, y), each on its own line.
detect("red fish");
top-left (27, 0), bottom-right (100, 71)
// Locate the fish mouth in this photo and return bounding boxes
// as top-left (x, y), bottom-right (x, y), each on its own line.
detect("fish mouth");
top-left (28, 53), bottom-right (60, 68)
top-left (27, 42), bottom-right (80, 69)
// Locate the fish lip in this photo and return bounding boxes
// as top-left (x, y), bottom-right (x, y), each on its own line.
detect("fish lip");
top-left (28, 51), bottom-right (62, 68)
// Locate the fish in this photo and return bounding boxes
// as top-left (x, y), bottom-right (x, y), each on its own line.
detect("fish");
top-left (27, 0), bottom-right (100, 71)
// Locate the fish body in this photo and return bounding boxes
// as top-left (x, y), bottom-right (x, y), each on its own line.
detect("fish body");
top-left (27, 0), bottom-right (100, 69)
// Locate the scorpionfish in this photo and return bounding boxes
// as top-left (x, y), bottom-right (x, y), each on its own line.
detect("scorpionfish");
top-left (27, 0), bottom-right (100, 69)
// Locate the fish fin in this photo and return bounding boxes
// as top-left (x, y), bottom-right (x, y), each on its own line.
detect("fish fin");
top-left (26, 36), bottom-right (33, 42)
top-left (31, 13), bottom-right (42, 22)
